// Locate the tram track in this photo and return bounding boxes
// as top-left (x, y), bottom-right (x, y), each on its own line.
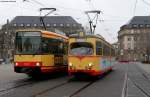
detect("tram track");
top-left (129, 78), bottom-right (150, 97)
top-left (29, 78), bottom-right (97, 97)
top-left (122, 63), bottom-right (150, 97)
top-left (29, 80), bottom-right (71, 97)
top-left (67, 80), bottom-right (96, 97)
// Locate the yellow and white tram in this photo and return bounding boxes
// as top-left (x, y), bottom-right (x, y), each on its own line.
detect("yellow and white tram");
top-left (68, 33), bottom-right (115, 77)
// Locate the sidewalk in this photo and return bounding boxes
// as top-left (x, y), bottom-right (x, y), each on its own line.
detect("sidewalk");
top-left (138, 62), bottom-right (150, 74)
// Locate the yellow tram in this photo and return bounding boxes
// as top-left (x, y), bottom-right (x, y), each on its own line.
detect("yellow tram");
top-left (68, 33), bottom-right (115, 77)
top-left (14, 29), bottom-right (68, 76)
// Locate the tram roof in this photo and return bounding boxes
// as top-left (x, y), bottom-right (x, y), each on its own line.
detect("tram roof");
top-left (16, 29), bottom-right (68, 39)
top-left (69, 34), bottom-right (113, 47)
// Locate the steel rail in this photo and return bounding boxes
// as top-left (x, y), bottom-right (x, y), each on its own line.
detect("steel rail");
top-left (29, 81), bottom-right (70, 97)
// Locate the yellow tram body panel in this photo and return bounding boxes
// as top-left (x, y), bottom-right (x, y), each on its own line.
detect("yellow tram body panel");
top-left (68, 56), bottom-right (100, 71)
top-left (14, 55), bottom-right (54, 66)
top-left (14, 55), bottom-right (42, 62)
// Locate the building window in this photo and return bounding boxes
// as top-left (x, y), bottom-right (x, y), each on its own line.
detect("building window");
top-left (20, 24), bottom-right (24, 27)
top-left (134, 37), bottom-right (137, 41)
top-left (66, 24), bottom-right (70, 27)
top-left (13, 24), bottom-right (17, 26)
top-left (40, 24), bottom-right (43, 27)
top-left (132, 24), bottom-right (137, 28)
top-left (146, 24), bottom-right (150, 28)
top-left (47, 24), bottom-right (50, 27)
top-left (133, 30), bottom-right (137, 33)
top-left (53, 24), bottom-right (57, 27)
top-left (34, 24), bottom-right (37, 27)
top-left (127, 37), bottom-right (131, 41)
top-left (26, 24), bottom-right (30, 27)
top-left (127, 43), bottom-right (131, 50)
top-left (73, 24), bottom-right (76, 27)
top-left (60, 24), bottom-right (63, 27)
top-left (139, 24), bottom-right (144, 28)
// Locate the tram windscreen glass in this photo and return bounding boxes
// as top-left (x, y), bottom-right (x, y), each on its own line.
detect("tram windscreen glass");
top-left (70, 42), bottom-right (93, 55)
top-left (15, 32), bottom-right (41, 54)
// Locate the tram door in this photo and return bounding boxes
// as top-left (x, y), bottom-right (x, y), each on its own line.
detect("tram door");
top-left (54, 55), bottom-right (63, 66)
top-left (54, 42), bottom-right (64, 66)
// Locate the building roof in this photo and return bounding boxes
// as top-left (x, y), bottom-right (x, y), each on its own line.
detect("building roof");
top-left (128, 16), bottom-right (150, 25)
top-left (10, 16), bottom-right (80, 25)
top-left (121, 16), bottom-right (150, 29)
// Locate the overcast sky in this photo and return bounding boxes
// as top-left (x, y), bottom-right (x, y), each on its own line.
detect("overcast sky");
top-left (0, 0), bottom-right (150, 43)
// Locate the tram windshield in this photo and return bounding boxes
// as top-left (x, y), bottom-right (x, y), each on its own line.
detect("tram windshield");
top-left (15, 32), bottom-right (41, 54)
top-left (70, 42), bottom-right (93, 55)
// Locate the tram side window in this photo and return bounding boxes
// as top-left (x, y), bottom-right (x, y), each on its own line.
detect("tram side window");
top-left (96, 41), bottom-right (102, 55)
top-left (111, 48), bottom-right (115, 56)
top-left (42, 38), bottom-right (64, 55)
top-left (63, 42), bottom-right (68, 55)
top-left (103, 44), bottom-right (110, 56)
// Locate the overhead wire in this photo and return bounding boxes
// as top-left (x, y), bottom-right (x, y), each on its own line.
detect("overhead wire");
top-left (133, 0), bottom-right (138, 16)
top-left (141, 0), bottom-right (150, 7)
top-left (98, 17), bottom-right (118, 42)
top-left (29, 0), bottom-right (45, 7)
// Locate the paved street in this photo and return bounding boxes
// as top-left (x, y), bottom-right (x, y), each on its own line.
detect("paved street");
top-left (0, 63), bottom-right (27, 83)
top-left (0, 62), bottom-right (149, 97)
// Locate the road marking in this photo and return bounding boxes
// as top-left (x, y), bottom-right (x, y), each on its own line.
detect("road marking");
top-left (121, 72), bottom-right (128, 97)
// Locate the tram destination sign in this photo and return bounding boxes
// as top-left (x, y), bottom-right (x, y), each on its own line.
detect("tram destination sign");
top-left (17, 32), bottom-right (41, 36)
top-left (76, 38), bottom-right (87, 42)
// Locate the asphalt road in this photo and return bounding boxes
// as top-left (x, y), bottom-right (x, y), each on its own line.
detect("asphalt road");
top-left (1, 62), bottom-right (149, 97)
top-left (0, 63), bottom-right (27, 82)
top-left (0, 63), bottom-right (127, 97)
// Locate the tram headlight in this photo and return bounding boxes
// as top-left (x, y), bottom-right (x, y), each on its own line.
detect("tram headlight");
top-left (88, 63), bottom-right (93, 67)
top-left (36, 62), bottom-right (40, 66)
top-left (69, 62), bottom-right (73, 67)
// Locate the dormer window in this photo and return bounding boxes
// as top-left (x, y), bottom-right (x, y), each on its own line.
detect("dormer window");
top-left (34, 24), bottom-right (37, 27)
top-left (146, 24), bottom-right (150, 27)
top-left (26, 24), bottom-right (30, 27)
top-left (73, 24), bottom-right (76, 27)
top-left (132, 24), bottom-right (137, 28)
top-left (53, 24), bottom-right (57, 27)
top-left (60, 24), bottom-right (63, 27)
top-left (20, 24), bottom-right (24, 26)
top-left (47, 24), bottom-right (50, 27)
top-left (66, 24), bottom-right (70, 27)
top-left (40, 24), bottom-right (43, 27)
top-left (139, 24), bottom-right (144, 28)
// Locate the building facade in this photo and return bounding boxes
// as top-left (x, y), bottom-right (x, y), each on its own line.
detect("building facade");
top-left (118, 16), bottom-right (150, 62)
top-left (0, 16), bottom-right (83, 62)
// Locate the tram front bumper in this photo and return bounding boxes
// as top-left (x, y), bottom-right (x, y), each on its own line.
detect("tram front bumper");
top-left (68, 69), bottom-right (102, 76)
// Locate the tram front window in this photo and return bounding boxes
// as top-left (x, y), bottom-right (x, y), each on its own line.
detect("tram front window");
top-left (15, 32), bottom-right (41, 54)
top-left (70, 42), bottom-right (93, 55)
